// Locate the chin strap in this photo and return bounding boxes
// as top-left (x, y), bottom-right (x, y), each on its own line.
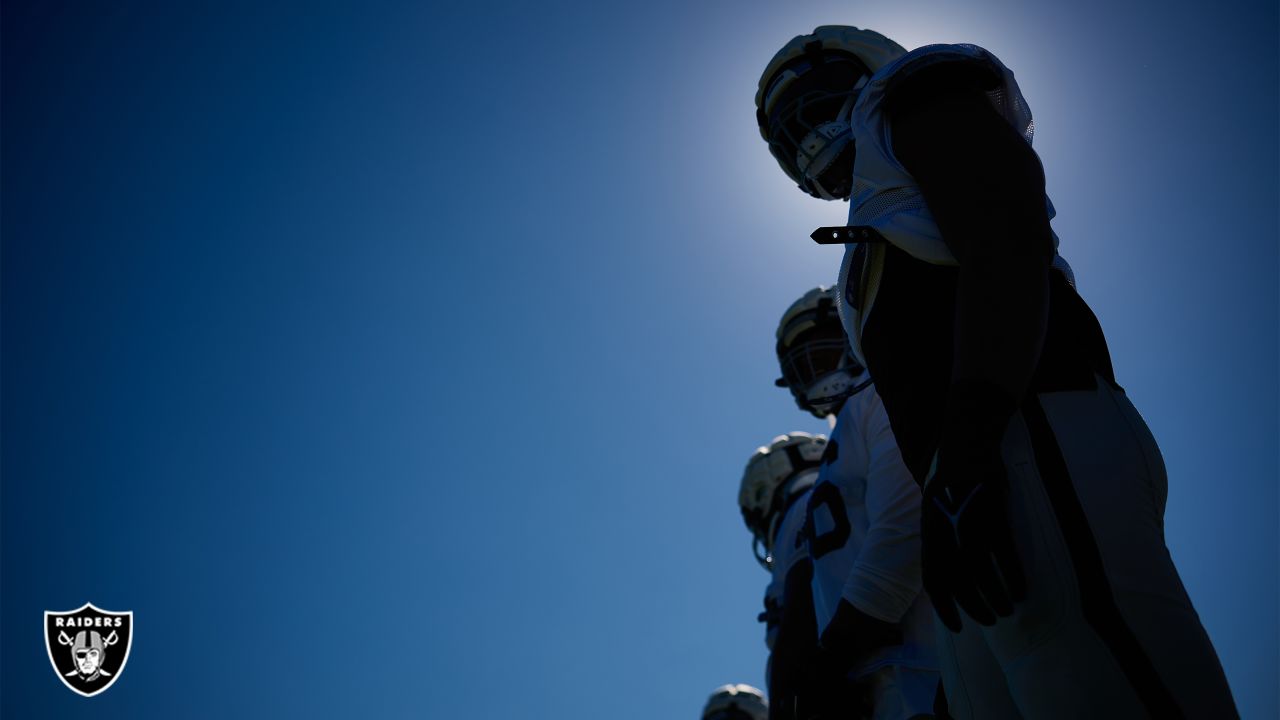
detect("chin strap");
top-left (810, 225), bottom-right (887, 245)
top-left (807, 372), bottom-right (874, 415)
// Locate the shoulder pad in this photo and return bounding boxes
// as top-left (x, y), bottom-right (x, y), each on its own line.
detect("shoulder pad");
top-left (882, 46), bottom-right (1003, 113)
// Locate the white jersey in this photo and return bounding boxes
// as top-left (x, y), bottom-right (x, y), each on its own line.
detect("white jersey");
top-left (761, 481), bottom-right (814, 650)
top-left (804, 381), bottom-right (936, 677)
top-left (834, 43), bottom-right (1061, 366)
top-left (820, 43), bottom-right (1237, 719)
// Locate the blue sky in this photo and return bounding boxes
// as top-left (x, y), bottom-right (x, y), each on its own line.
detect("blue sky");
top-left (3, 1), bottom-right (1275, 718)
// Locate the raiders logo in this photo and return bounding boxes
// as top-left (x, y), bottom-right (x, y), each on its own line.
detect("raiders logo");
top-left (44, 603), bottom-right (133, 697)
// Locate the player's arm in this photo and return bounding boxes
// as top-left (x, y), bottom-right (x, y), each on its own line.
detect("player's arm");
top-left (768, 559), bottom-right (819, 720)
top-left (820, 394), bottom-right (915, 661)
top-left (888, 61), bottom-right (1054, 413)
top-left (884, 60), bottom-right (1050, 630)
top-left (840, 392), bottom-right (925, 619)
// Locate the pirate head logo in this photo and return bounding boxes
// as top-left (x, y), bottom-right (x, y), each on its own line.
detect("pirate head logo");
top-left (45, 603), bottom-right (132, 697)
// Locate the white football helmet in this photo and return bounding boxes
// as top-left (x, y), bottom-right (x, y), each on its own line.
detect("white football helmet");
top-left (739, 433), bottom-right (826, 570)
top-left (775, 286), bottom-right (866, 418)
top-left (702, 683), bottom-right (769, 720)
top-left (755, 26), bottom-right (907, 200)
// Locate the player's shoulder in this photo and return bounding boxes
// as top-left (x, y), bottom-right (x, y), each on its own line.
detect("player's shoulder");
top-left (877, 43), bottom-right (1006, 84)
top-left (875, 43), bottom-right (1007, 115)
top-left (829, 376), bottom-right (881, 439)
top-left (846, 381), bottom-right (898, 450)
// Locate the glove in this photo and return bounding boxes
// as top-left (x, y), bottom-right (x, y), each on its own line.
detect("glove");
top-left (922, 380), bottom-right (1027, 632)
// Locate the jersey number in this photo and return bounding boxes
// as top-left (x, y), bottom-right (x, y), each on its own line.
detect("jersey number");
top-left (805, 483), bottom-right (851, 560)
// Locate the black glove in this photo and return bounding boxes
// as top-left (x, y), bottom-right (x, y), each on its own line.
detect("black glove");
top-left (922, 380), bottom-right (1027, 632)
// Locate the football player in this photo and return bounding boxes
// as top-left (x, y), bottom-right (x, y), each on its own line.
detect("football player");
top-left (740, 287), bottom-right (850, 719)
top-left (746, 287), bottom-right (939, 720)
top-left (800, 371), bottom-right (946, 720)
top-left (753, 25), bottom-right (1238, 719)
top-left (740, 431), bottom-right (825, 719)
top-left (703, 684), bottom-right (769, 720)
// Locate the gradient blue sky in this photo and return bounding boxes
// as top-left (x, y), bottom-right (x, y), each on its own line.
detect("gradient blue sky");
top-left (3, 1), bottom-right (1275, 718)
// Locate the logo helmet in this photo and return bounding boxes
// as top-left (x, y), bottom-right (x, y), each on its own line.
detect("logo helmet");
top-left (739, 433), bottom-right (826, 570)
top-left (755, 26), bottom-right (907, 200)
top-left (71, 630), bottom-right (106, 654)
top-left (71, 631), bottom-right (106, 675)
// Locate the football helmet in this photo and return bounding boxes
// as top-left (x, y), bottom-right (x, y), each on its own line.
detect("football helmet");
top-left (702, 683), bottom-right (769, 720)
top-left (71, 631), bottom-right (108, 678)
top-left (775, 286), bottom-right (866, 418)
top-left (755, 26), bottom-right (907, 199)
top-left (739, 433), bottom-right (826, 570)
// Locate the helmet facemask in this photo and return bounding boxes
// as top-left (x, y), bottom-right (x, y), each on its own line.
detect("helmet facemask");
top-left (760, 51), bottom-right (871, 200)
top-left (753, 470), bottom-right (816, 569)
top-left (742, 479), bottom-right (797, 570)
top-left (739, 435), bottom-right (825, 570)
top-left (777, 322), bottom-right (866, 418)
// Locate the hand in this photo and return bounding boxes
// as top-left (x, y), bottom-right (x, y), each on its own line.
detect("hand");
top-left (786, 601), bottom-right (902, 719)
top-left (922, 444), bottom-right (1026, 632)
top-left (819, 599), bottom-right (904, 669)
